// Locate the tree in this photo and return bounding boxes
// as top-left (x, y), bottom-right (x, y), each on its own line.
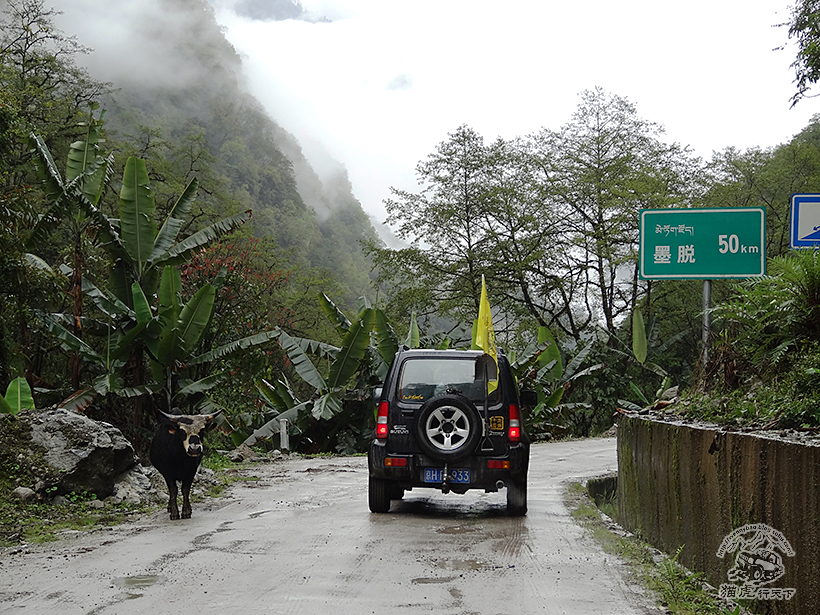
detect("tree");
top-left (531, 88), bottom-right (698, 335)
top-left (369, 125), bottom-right (492, 326)
top-left (785, 0), bottom-right (820, 107)
top-left (0, 0), bottom-right (110, 191)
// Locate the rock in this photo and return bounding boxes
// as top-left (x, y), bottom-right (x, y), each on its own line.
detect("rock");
top-left (12, 408), bottom-right (136, 500)
top-left (11, 487), bottom-right (37, 503)
top-left (107, 464), bottom-right (155, 506)
top-left (228, 443), bottom-right (256, 463)
top-left (660, 386), bottom-right (679, 400)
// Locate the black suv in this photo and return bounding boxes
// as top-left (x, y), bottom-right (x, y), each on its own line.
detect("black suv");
top-left (368, 348), bottom-right (535, 515)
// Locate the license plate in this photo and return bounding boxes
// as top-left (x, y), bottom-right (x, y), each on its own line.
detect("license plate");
top-left (423, 468), bottom-right (470, 483)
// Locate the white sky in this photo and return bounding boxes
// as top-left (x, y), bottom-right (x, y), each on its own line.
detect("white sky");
top-left (153, 2), bottom-right (814, 228)
top-left (211, 1), bottom-right (819, 227)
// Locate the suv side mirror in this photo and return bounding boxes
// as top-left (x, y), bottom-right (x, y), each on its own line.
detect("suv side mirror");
top-left (520, 389), bottom-right (538, 407)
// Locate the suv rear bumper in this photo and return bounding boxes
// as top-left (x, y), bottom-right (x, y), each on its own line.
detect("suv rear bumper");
top-left (368, 439), bottom-right (528, 493)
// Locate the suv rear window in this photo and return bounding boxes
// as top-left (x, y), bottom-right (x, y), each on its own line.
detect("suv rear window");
top-left (398, 357), bottom-right (499, 404)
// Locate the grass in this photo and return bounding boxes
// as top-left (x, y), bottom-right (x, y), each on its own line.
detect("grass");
top-left (566, 482), bottom-right (752, 615)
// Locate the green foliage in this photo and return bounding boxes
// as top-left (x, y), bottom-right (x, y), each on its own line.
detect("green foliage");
top-left (0, 377), bottom-right (34, 414)
top-left (511, 327), bottom-right (606, 438)
top-left (785, 0), bottom-right (820, 106)
top-left (712, 250), bottom-right (820, 382)
top-left (567, 483), bottom-right (742, 615)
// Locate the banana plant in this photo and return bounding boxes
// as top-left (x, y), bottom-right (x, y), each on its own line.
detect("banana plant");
top-left (246, 295), bottom-right (397, 450)
top-left (108, 156), bottom-right (252, 310)
top-left (49, 265), bottom-right (279, 413)
top-left (614, 310), bottom-right (684, 410)
top-left (28, 105), bottom-right (116, 390)
top-left (512, 326), bottom-right (604, 436)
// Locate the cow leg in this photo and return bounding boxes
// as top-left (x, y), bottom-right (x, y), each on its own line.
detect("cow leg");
top-left (181, 479), bottom-right (193, 519)
top-left (165, 477), bottom-right (180, 520)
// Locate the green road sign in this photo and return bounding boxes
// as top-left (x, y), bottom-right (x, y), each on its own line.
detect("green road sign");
top-left (640, 208), bottom-right (766, 279)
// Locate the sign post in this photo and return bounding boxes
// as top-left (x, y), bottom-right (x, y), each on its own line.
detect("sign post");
top-left (639, 207), bottom-right (766, 367)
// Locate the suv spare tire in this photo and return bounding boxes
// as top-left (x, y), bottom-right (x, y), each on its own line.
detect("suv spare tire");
top-left (414, 394), bottom-right (482, 462)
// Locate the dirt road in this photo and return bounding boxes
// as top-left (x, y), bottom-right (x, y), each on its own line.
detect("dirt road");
top-left (0, 438), bottom-right (658, 614)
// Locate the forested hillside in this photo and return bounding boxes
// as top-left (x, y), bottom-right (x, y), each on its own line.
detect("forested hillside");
top-left (60, 0), bottom-right (380, 303)
top-left (0, 0), bottom-right (383, 452)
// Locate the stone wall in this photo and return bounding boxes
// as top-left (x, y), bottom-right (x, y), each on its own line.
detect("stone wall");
top-left (617, 415), bottom-right (820, 615)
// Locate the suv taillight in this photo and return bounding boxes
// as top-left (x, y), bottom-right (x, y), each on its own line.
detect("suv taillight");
top-left (508, 404), bottom-right (521, 442)
top-left (376, 401), bottom-right (389, 439)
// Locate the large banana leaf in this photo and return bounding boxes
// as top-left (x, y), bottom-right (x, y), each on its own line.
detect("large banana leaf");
top-left (312, 392), bottom-right (343, 420)
top-left (149, 177), bottom-right (199, 262)
top-left (242, 402), bottom-right (306, 446)
top-left (81, 276), bottom-right (132, 321)
top-left (564, 341), bottom-right (595, 380)
top-left (177, 373), bottom-right (226, 397)
top-left (319, 293), bottom-right (351, 336)
top-left (119, 157), bottom-right (156, 273)
top-left (177, 284), bottom-right (215, 356)
top-left (284, 335), bottom-right (338, 361)
top-left (3, 377), bottom-right (35, 414)
top-left (65, 117), bottom-right (108, 206)
top-left (149, 297), bottom-right (181, 370)
top-left (153, 210), bottom-right (252, 266)
top-left (60, 388), bottom-right (97, 412)
top-left (257, 379), bottom-right (291, 414)
top-left (189, 330), bottom-right (280, 365)
top-left (373, 308), bottom-right (399, 366)
top-left (39, 315), bottom-right (102, 363)
top-left (328, 308), bottom-right (374, 389)
top-left (91, 372), bottom-right (124, 397)
top-left (406, 312), bottom-right (420, 349)
top-left (538, 326), bottom-right (563, 382)
top-left (131, 281), bottom-right (152, 325)
top-left (28, 133), bottom-right (64, 201)
top-left (108, 320), bottom-right (150, 364)
top-left (278, 330), bottom-right (326, 391)
top-left (158, 266), bottom-right (182, 310)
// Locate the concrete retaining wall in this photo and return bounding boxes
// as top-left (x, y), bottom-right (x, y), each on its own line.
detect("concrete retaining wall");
top-left (617, 415), bottom-right (820, 614)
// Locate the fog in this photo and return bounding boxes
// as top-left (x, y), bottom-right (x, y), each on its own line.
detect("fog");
top-left (46, 0), bottom-right (820, 226)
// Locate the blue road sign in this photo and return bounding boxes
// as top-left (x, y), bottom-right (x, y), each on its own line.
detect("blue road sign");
top-left (790, 194), bottom-right (820, 248)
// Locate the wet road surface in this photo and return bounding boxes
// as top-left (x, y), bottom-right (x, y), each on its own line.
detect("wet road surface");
top-left (0, 438), bottom-right (658, 614)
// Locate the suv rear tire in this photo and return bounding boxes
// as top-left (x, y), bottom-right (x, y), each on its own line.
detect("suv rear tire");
top-left (414, 394), bottom-right (482, 462)
top-left (369, 476), bottom-right (391, 513)
top-left (506, 479), bottom-right (527, 516)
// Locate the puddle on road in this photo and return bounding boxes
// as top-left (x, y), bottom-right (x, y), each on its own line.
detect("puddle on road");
top-left (112, 575), bottom-right (167, 589)
top-left (412, 576), bottom-right (457, 585)
top-left (437, 525), bottom-right (478, 535)
top-left (436, 558), bottom-right (487, 571)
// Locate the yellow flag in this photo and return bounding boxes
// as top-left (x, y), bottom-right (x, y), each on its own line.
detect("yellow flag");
top-left (475, 275), bottom-right (498, 393)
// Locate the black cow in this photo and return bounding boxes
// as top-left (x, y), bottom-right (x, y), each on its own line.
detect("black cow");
top-left (150, 409), bottom-right (221, 520)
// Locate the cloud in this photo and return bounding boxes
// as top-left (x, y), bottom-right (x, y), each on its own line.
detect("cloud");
top-left (386, 73), bottom-right (413, 91)
top-left (219, 0), bottom-right (332, 23)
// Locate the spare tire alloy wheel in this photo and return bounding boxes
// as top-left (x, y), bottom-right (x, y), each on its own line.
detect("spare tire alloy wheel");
top-left (415, 395), bottom-right (481, 462)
